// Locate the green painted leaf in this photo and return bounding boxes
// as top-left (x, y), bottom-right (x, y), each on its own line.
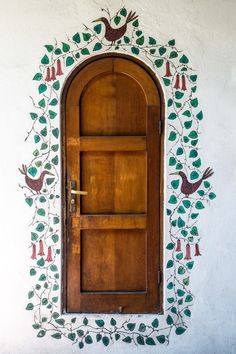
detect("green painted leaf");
top-left (178, 266), bottom-right (185, 275)
top-left (110, 318), bottom-right (116, 326)
top-left (181, 230), bottom-right (188, 237)
top-left (172, 220), bottom-right (177, 227)
top-left (81, 48), bottom-right (90, 55)
top-left (156, 335), bottom-right (165, 344)
top-left (168, 39), bottom-right (175, 46)
top-left (114, 15), bottom-right (121, 25)
top-left (102, 337), bottom-right (109, 346)
top-left (50, 264), bottom-right (58, 272)
top-left (176, 326), bottom-right (186, 335)
top-left (138, 323), bottom-right (146, 332)
top-left (171, 179), bottom-right (179, 189)
top-left (136, 36), bottom-right (144, 45)
top-left (155, 59), bottom-right (164, 68)
top-left (93, 42), bottom-right (102, 51)
top-left (26, 197), bottom-right (33, 207)
top-left (49, 98), bottom-right (58, 106)
top-left (131, 46), bottom-right (139, 55)
top-left (190, 171), bottom-right (199, 180)
top-left (175, 101), bottom-right (182, 108)
top-left (95, 319), bottom-right (104, 327)
top-left (171, 306), bottom-right (177, 314)
top-left (66, 56), bottom-right (74, 67)
top-left (196, 110), bottom-right (203, 120)
top-left (167, 282), bottom-right (174, 289)
top-left (159, 46), bottom-right (166, 55)
top-left (79, 342), bottom-right (84, 349)
top-left (184, 120), bottom-right (192, 129)
top-left (38, 84), bottom-right (47, 94)
top-left (191, 139), bottom-right (198, 147)
top-left (204, 181), bottom-right (210, 188)
top-left (53, 80), bottom-right (60, 90)
top-left (83, 317), bottom-right (88, 325)
top-left (45, 44), bottom-right (54, 52)
top-left (176, 147), bottom-right (183, 155)
top-left (166, 242), bottom-right (174, 250)
top-left (209, 192), bottom-right (216, 200)
top-left (168, 112), bottom-right (177, 120)
top-left (115, 333), bottom-right (120, 341)
top-left (62, 42), bottom-right (70, 52)
top-left (183, 276), bottom-right (190, 286)
top-left (196, 201), bottom-right (204, 209)
top-left (149, 36), bottom-right (156, 45)
top-left (169, 51), bottom-right (178, 59)
top-left (51, 333), bottom-right (62, 339)
top-left (82, 33), bottom-right (91, 41)
top-left (46, 178), bottom-right (55, 185)
top-left (146, 338), bottom-right (156, 345)
top-left (52, 296), bottom-right (58, 303)
top-left (177, 206), bottom-right (185, 214)
top-left (37, 330), bottom-right (46, 338)
top-left (184, 308), bottom-right (191, 317)
top-left (72, 32), bottom-right (81, 43)
top-left (39, 116), bottom-right (46, 123)
top-left (52, 128), bottom-right (59, 138)
top-left (41, 55), bottom-right (49, 65)
top-left (167, 260), bottom-right (174, 268)
top-left (193, 158), bottom-right (201, 168)
top-left (52, 155), bottom-right (58, 165)
top-left (52, 234), bottom-right (59, 243)
top-left (55, 318), bottom-right (65, 326)
top-left (51, 144), bottom-right (59, 152)
top-left (190, 226), bottom-right (198, 236)
top-left (185, 295), bottom-right (193, 302)
top-left (36, 223), bottom-right (45, 232)
top-left (163, 78), bottom-right (171, 86)
top-left (37, 208), bottom-right (45, 216)
top-left (68, 333), bottom-right (76, 341)
top-left (166, 208), bottom-right (172, 215)
top-left (31, 232), bottom-right (38, 241)
top-left (177, 289), bottom-right (185, 297)
top-left (169, 157), bottom-right (176, 166)
top-left (77, 329), bottom-right (84, 337)
top-left (152, 318), bottom-right (159, 328)
top-left (176, 252), bottom-right (183, 260)
top-left (178, 217), bottom-right (185, 228)
top-left (168, 195), bottom-right (177, 204)
top-left (33, 73), bottom-right (43, 81)
top-left (168, 131), bottom-right (177, 141)
top-left (191, 98), bottom-right (198, 108)
top-left (175, 91), bottom-right (184, 100)
top-left (124, 36), bottom-right (130, 43)
top-left (123, 336), bottom-right (132, 343)
top-left (189, 149), bottom-right (198, 158)
top-left (166, 314), bottom-right (174, 325)
top-left (180, 54), bottom-right (189, 64)
top-left (37, 257), bottom-right (45, 267)
top-left (137, 336), bottom-right (145, 345)
top-left (190, 74), bottom-right (197, 82)
top-left (26, 303), bottom-right (34, 310)
top-left (53, 216), bottom-right (59, 224)
top-left (54, 48), bottom-right (62, 55)
top-left (167, 297), bottom-right (175, 303)
top-left (30, 112), bottom-right (38, 120)
top-left (183, 136), bottom-right (189, 143)
top-left (30, 268), bottom-right (36, 276)
top-left (168, 98), bottom-right (173, 107)
top-left (96, 333), bottom-right (102, 342)
top-left (132, 19), bottom-right (139, 27)
top-left (191, 213), bottom-right (199, 219)
top-left (127, 323), bottom-right (136, 331)
top-left (186, 261), bottom-right (194, 270)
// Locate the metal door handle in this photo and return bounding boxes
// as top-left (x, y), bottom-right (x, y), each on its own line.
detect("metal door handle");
top-left (71, 189), bottom-right (88, 195)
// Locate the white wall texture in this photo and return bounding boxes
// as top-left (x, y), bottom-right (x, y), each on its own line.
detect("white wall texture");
top-left (0, 0), bottom-right (235, 353)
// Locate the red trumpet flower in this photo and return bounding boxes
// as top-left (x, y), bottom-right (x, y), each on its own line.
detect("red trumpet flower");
top-left (184, 244), bottom-right (191, 260)
top-left (51, 66), bottom-right (56, 81)
top-left (38, 240), bottom-right (45, 256)
top-left (31, 244), bottom-right (37, 260)
top-left (174, 74), bottom-right (180, 89)
top-left (165, 61), bottom-right (172, 77)
top-left (181, 75), bottom-right (187, 91)
top-left (45, 67), bottom-right (51, 82)
top-left (56, 59), bottom-right (63, 76)
top-left (46, 246), bottom-right (53, 262)
top-left (176, 239), bottom-right (181, 252)
top-left (195, 243), bottom-right (201, 256)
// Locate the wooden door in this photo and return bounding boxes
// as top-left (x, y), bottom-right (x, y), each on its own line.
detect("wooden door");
top-left (64, 56), bottom-right (163, 313)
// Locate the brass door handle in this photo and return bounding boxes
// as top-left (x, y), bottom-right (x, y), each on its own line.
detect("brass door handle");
top-left (71, 189), bottom-right (88, 195)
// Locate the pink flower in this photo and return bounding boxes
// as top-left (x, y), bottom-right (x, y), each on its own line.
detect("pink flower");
top-left (184, 244), bottom-right (191, 260)
top-left (176, 239), bottom-right (181, 252)
top-left (195, 243), bottom-right (201, 256)
top-left (174, 74), bottom-right (180, 89)
top-left (181, 75), bottom-right (187, 91)
top-left (46, 246), bottom-right (53, 262)
top-left (56, 59), bottom-right (63, 76)
top-left (165, 61), bottom-right (172, 77)
top-left (31, 244), bottom-right (37, 260)
top-left (51, 66), bottom-right (56, 81)
top-left (45, 67), bottom-right (51, 82)
top-left (38, 240), bottom-right (45, 256)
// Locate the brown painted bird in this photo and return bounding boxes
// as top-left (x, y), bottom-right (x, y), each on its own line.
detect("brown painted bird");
top-left (19, 164), bottom-right (54, 193)
top-left (93, 11), bottom-right (138, 45)
top-left (170, 167), bottom-right (214, 197)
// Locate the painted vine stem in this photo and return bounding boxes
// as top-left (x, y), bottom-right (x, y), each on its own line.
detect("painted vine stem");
top-left (20, 7), bottom-right (215, 349)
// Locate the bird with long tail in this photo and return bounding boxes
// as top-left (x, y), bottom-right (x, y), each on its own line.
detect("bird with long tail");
top-left (19, 164), bottom-right (54, 194)
top-left (92, 11), bottom-right (138, 45)
top-left (170, 167), bottom-right (214, 197)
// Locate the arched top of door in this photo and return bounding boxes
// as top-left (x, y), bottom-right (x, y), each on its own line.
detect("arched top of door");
top-left (62, 53), bottom-right (165, 108)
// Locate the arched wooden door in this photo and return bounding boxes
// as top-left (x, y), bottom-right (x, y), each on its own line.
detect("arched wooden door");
top-left (63, 55), bottom-right (163, 313)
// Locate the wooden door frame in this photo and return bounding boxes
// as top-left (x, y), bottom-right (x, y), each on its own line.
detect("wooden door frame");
top-left (61, 52), bottom-right (165, 314)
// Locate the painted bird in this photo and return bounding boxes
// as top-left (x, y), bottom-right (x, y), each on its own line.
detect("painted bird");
top-left (170, 167), bottom-right (214, 197)
top-left (19, 164), bottom-right (54, 193)
top-left (93, 11), bottom-right (138, 45)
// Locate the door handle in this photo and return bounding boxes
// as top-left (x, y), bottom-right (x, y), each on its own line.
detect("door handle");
top-left (71, 189), bottom-right (88, 195)
top-left (68, 180), bottom-right (88, 213)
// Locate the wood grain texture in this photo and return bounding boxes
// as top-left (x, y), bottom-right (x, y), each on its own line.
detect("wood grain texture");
top-left (64, 56), bottom-right (163, 313)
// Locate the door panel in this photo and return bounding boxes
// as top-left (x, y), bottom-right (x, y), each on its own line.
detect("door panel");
top-left (65, 56), bottom-right (162, 313)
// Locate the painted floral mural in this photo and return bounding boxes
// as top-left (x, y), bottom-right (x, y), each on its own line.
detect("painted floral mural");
top-left (19, 7), bottom-right (215, 349)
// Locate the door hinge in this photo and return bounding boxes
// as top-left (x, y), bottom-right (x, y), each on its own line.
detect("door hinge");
top-left (157, 270), bottom-right (162, 285)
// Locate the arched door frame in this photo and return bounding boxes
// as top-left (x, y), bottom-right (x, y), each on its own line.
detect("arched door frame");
top-left (60, 52), bottom-right (165, 313)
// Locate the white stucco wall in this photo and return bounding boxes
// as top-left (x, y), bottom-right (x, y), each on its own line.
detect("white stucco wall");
top-left (0, 0), bottom-right (235, 353)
